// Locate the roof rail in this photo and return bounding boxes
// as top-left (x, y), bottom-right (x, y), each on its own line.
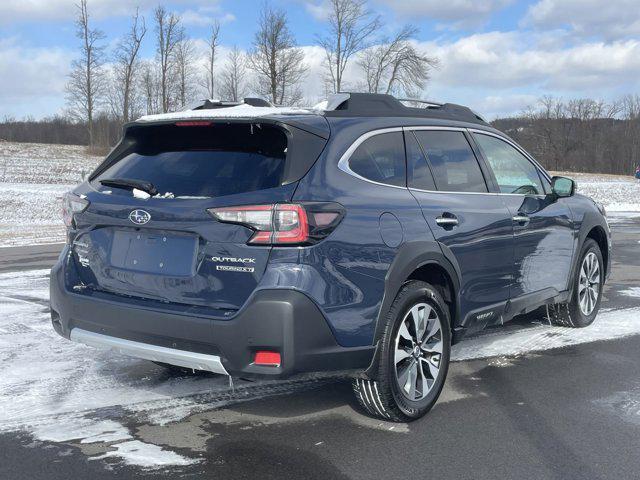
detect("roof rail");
top-left (243, 97), bottom-right (274, 107)
top-left (319, 93), bottom-right (351, 111)
top-left (320, 92), bottom-right (487, 125)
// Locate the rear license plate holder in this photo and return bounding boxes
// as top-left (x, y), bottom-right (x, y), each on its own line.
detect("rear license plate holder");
top-left (109, 230), bottom-right (198, 276)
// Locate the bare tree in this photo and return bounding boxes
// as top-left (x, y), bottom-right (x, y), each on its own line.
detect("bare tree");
top-left (65, 0), bottom-right (106, 146)
top-left (317, 0), bottom-right (380, 93)
top-left (220, 46), bottom-right (247, 102)
top-left (497, 95), bottom-right (640, 174)
top-left (248, 5), bottom-right (307, 105)
top-left (202, 21), bottom-right (221, 99)
top-left (358, 25), bottom-right (438, 96)
top-left (111, 9), bottom-right (146, 122)
top-left (174, 38), bottom-right (197, 108)
top-left (140, 59), bottom-right (161, 115)
top-left (154, 6), bottom-right (183, 113)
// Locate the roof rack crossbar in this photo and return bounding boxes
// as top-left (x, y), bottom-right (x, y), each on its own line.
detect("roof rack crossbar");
top-left (396, 98), bottom-right (444, 108)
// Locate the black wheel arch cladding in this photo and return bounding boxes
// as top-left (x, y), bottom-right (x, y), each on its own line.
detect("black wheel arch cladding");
top-left (373, 240), bottom-right (461, 345)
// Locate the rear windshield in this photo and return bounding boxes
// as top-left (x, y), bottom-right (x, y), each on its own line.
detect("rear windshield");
top-left (92, 123), bottom-right (288, 198)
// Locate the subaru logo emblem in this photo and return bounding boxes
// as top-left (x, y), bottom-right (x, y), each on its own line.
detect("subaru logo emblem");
top-left (129, 209), bottom-right (151, 225)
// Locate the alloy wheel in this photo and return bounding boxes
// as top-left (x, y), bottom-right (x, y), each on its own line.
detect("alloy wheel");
top-left (394, 302), bottom-right (443, 401)
top-left (578, 251), bottom-right (600, 316)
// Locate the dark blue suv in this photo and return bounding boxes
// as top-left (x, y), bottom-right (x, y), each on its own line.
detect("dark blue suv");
top-left (50, 93), bottom-right (611, 421)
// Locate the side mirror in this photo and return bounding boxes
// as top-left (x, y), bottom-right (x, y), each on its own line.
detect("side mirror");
top-left (551, 176), bottom-right (576, 198)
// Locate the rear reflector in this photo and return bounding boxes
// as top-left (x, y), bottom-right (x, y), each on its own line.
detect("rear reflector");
top-left (254, 351), bottom-right (281, 367)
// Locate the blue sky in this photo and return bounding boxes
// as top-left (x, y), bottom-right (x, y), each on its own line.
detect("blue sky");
top-left (1, 0), bottom-right (639, 119)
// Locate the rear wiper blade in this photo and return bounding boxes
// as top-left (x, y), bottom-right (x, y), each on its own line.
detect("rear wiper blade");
top-left (99, 178), bottom-right (158, 196)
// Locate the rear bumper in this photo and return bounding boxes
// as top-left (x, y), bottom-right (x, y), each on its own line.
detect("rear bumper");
top-left (50, 253), bottom-right (374, 379)
top-left (70, 328), bottom-right (229, 375)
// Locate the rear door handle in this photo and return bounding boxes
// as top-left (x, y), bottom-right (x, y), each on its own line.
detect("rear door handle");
top-left (436, 215), bottom-right (459, 227)
top-left (512, 215), bottom-right (530, 225)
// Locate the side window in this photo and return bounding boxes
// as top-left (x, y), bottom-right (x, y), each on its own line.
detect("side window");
top-left (348, 132), bottom-right (406, 187)
top-left (473, 133), bottom-right (544, 195)
top-left (405, 131), bottom-right (436, 191)
top-left (413, 130), bottom-right (487, 193)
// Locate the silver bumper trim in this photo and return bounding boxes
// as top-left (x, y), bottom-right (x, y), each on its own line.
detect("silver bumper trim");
top-left (70, 328), bottom-right (229, 375)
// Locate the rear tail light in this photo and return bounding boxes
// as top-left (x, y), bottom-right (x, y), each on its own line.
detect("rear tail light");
top-left (208, 202), bottom-right (344, 246)
top-left (62, 192), bottom-right (89, 228)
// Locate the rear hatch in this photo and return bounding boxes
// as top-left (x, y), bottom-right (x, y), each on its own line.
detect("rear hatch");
top-left (69, 119), bottom-right (327, 314)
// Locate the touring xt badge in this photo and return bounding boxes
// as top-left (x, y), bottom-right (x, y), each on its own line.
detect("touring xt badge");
top-left (209, 255), bottom-right (256, 273)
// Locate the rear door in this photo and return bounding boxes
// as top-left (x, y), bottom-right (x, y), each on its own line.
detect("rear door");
top-left (70, 121), bottom-right (322, 314)
top-left (406, 127), bottom-right (515, 331)
top-left (471, 131), bottom-right (574, 300)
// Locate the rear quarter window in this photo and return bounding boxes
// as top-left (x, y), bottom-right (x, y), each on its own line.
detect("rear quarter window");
top-left (347, 132), bottom-right (406, 187)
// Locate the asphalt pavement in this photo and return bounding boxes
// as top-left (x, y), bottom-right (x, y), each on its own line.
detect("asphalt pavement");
top-left (0, 215), bottom-right (639, 480)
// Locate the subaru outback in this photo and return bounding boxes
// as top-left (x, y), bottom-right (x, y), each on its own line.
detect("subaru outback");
top-left (50, 93), bottom-right (611, 421)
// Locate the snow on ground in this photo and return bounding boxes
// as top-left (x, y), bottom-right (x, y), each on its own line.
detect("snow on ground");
top-left (0, 141), bottom-right (100, 247)
top-left (621, 287), bottom-right (640, 298)
top-left (0, 269), bottom-right (332, 469)
top-left (1, 268), bottom-right (640, 469)
top-left (553, 171), bottom-right (640, 212)
top-left (0, 183), bottom-right (76, 246)
top-left (453, 307), bottom-right (640, 361)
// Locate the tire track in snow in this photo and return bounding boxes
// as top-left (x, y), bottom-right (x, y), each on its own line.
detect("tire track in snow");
top-left (2, 269), bottom-right (640, 469)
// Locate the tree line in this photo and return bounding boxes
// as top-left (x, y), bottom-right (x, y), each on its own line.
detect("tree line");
top-left (494, 95), bottom-right (640, 175)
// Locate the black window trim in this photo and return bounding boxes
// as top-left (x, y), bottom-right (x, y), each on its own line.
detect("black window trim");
top-left (405, 129), bottom-right (437, 191)
top-left (338, 125), bottom-right (553, 196)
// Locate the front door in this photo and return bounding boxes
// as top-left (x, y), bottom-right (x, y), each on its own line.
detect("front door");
top-left (406, 128), bottom-right (515, 332)
top-left (471, 132), bottom-right (575, 301)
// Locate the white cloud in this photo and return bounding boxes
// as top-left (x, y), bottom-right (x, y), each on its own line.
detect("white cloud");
top-left (404, 31), bottom-right (640, 118)
top-left (375, 0), bottom-right (512, 23)
top-left (472, 94), bottom-right (540, 119)
top-left (180, 9), bottom-right (235, 27)
top-left (304, 2), bottom-right (332, 21)
top-left (0, 0), bottom-right (227, 23)
top-left (419, 32), bottom-right (640, 91)
top-left (524, 0), bottom-right (640, 40)
top-left (0, 37), bottom-right (73, 118)
top-left (0, 0), bottom-right (153, 23)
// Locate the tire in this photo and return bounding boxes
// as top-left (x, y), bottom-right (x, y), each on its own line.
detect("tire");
top-left (549, 238), bottom-right (604, 328)
top-left (353, 280), bottom-right (451, 422)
